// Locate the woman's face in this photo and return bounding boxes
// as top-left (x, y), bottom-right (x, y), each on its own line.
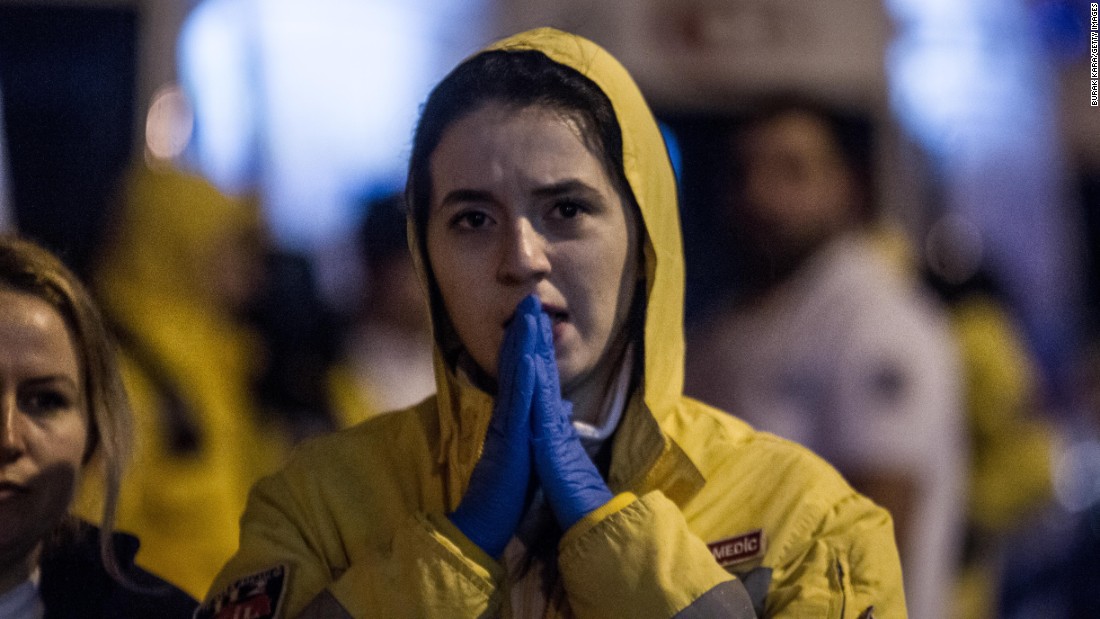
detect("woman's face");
top-left (426, 103), bottom-right (639, 396)
top-left (0, 288), bottom-right (88, 565)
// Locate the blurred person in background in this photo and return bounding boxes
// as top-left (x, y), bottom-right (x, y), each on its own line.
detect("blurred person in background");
top-left (0, 235), bottom-right (195, 618)
top-left (996, 341), bottom-right (1100, 619)
top-left (84, 164), bottom-right (292, 598)
top-left (922, 221), bottom-right (1056, 619)
top-left (330, 191), bottom-right (435, 426)
top-left (1060, 344), bottom-right (1100, 617)
top-left (249, 249), bottom-right (343, 442)
top-left (685, 95), bottom-right (966, 619)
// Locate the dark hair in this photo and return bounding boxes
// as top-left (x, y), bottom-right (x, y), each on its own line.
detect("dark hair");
top-left (408, 49), bottom-right (631, 231)
top-left (406, 49), bottom-right (637, 361)
top-left (739, 93), bottom-right (877, 222)
top-left (0, 235), bottom-right (132, 583)
top-left (359, 192), bottom-right (410, 268)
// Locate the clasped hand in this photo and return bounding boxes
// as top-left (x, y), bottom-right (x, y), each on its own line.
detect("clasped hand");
top-left (449, 295), bottom-right (614, 558)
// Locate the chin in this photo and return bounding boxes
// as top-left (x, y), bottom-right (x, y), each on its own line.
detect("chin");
top-left (557, 358), bottom-right (595, 395)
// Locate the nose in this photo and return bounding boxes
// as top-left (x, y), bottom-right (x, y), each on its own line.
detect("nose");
top-left (0, 395), bottom-right (25, 463)
top-left (496, 217), bottom-right (550, 285)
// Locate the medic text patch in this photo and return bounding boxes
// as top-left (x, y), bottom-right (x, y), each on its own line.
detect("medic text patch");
top-left (707, 529), bottom-right (766, 568)
top-left (194, 565), bottom-right (288, 619)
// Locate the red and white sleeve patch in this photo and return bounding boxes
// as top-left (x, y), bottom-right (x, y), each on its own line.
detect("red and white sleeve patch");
top-left (194, 565), bottom-right (288, 619)
top-left (707, 529), bottom-right (766, 569)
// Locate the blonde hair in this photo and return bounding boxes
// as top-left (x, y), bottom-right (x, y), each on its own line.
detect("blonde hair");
top-left (0, 235), bottom-right (133, 580)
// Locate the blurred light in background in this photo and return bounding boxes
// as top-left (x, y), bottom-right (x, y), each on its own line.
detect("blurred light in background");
top-left (924, 213), bottom-right (984, 287)
top-left (886, 0), bottom-right (1046, 160)
top-left (1053, 438), bottom-right (1100, 513)
top-left (179, 0), bottom-right (489, 251)
top-left (179, 0), bottom-right (258, 196)
top-left (886, 0), bottom-right (1081, 394)
top-left (145, 83), bottom-right (194, 163)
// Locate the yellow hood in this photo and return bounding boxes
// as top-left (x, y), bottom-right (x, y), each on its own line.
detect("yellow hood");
top-left (96, 164), bottom-right (263, 319)
top-left (409, 28), bottom-right (688, 499)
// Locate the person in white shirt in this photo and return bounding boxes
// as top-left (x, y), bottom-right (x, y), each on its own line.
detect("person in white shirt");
top-left (686, 95), bottom-right (966, 619)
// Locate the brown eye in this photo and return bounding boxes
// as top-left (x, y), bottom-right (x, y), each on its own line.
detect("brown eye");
top-left (452, 210), bottom-right (492, 230)
top-left (22, 390), bottom-right (72, 416)
top-left (553, 199), bottom-right (587, 220)
top-left (464, 212), bottom-right (488, 227)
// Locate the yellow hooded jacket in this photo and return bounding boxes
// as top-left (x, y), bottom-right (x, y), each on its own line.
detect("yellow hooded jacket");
top-left (86, 165), bottom-right (288, 598)
top-left (202, 29), bottom-right (906, 618)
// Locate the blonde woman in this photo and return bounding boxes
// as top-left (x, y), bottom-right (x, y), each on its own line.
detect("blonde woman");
top-left (0, 236), bottom-right (194, 618)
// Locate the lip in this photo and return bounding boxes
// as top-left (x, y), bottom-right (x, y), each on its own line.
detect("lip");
top-left (0, 481), bottom-right (29, 500)
top-left (540, 302), bottom-right (569, 325)
top-left (500, 300), bottom-right (570, 329)
top-left (538, 303), bottom-right (570, 347)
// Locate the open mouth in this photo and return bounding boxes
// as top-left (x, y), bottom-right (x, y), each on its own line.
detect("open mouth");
top-left (545, 308), bottom-right (569, 324)
top-left (501, 305), bottom-right (569, 329)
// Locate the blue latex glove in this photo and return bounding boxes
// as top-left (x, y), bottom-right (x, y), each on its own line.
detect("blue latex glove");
top-left (530, 308), bottom-right (614, 531)
top-left (448, 295), bottom-right (540, 558)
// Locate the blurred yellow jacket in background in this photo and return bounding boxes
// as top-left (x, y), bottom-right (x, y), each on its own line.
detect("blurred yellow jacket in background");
top-left (80, 164), bottom-right (290, 598)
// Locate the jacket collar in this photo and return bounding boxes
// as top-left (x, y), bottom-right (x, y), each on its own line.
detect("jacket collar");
top-left (608, 395), bottom-right (704, 506)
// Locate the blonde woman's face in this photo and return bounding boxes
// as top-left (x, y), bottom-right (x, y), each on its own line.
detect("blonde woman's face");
top-left (426, 103), bottom-right (638, 395)
top-left (0, 288), bottom-right (88, 564)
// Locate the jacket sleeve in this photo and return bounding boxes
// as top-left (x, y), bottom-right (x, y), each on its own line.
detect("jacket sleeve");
top-left (765, 492), bottom-right (906, 618)
top-left (557, 491), bottom-right (757, 618)
top-left (200, 472), bottom-right (507, 619)
top-left (556, 489), bottom-right (903, 619)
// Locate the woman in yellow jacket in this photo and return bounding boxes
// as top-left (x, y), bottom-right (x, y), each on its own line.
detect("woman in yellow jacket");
top-left (201, 28), bottom-right (905, 618)
top-left (89, 165), bottom-right (289, 598)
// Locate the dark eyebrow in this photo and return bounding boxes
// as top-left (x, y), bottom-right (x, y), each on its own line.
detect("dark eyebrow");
top-left (439, 180), bottom-right (598, 209)
top-left (531, 180), bottom-right (597, 198)
top-left (439, 189), bottom-right (494, 208)
top-left (25, 375), bottom-right (80, 392)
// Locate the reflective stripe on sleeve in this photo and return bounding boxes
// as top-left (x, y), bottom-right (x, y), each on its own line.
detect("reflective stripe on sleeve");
top-left (294, 590), bottom-right (354, 619)
top-left (671, 580), bottom-right (757, 618)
